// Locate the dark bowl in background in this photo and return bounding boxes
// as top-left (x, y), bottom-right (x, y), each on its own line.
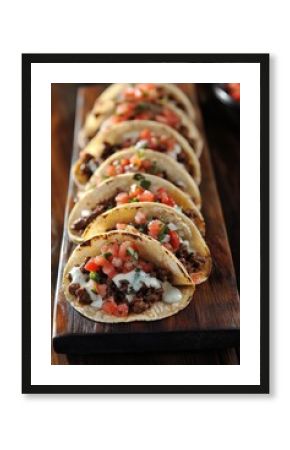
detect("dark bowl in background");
top-left (212, 83), bottom-right (240, 126)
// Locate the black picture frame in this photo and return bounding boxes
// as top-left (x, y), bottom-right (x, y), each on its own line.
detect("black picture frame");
top-left (22, 53), bottom-right (269, 394)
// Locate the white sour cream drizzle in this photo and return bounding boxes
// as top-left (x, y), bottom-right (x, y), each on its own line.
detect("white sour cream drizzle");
top-left (169, 143), bottom-right (181, 159)
top-left (112, 270), bottom-right (182, 304)
top-left (113, 269), bottom-right (161, 291)
top-left (69, 267), bottom-right (102, 308)
top-left (167, 222), bottom-right (178, 231)
top-left (134, 139), bottom-right (148, 149)
top-left (87, 159), bottom-right (98, 173)
top-left (181, 239), bottom-right (192, 251)
top-left (69, 267), bottom-right (182, 309)
top-left (81, 209), bottom-right (91, 218)
top-left (162, 281), bottom-right (183, 304)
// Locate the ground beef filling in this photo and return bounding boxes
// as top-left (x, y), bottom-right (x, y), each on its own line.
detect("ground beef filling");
top-left (80, 139), bottom-right (191, 180)
top-left (166, 93), bottom-right (186, 112)
top-left (71, 198), bottom-right (116, 233)
top-left (79, 143), bottom-right (123, 181)
top-left (125, 221), bottom-right (205, 274)
top-left (68, 258), bottom-right (92, 304)
top-left (79, 154), bottom-right (99, 181)
top-left (175, 245), bottom-right (206, 274)
top-left (68, 266), bottom-right (171, 314)
top-left (101, 141), bottom-right (123, 160)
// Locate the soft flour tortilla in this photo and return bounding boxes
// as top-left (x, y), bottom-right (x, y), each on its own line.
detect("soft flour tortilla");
top-left (83, 203), bottom-right (212, 284)
top-left (73, 119), bottom-right (202, 189)
top-left (68, 173), bottom-right (205, 243)
top-left (87, 148), bottom-right (201, 207)
top-left (78, 83), bottom-right (199, 146)
top-left (63, 230), bottom-right (195, 323)
top-left (78, 98), bottom-right (203, 156)
top-left (89, 83), bottom-right (197, 121)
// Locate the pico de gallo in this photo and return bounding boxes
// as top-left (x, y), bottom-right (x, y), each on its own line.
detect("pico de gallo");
top-left (99, 101), bottom-right (195, 148)
top-left (71, 173), bottom-right (197, 235)
top-left (102, 102), bottom-right (181, 130)
top-left (102, 151), bottom-right (166, 179)
top-left (78, 128), bottom-right (192, 184)
top-left (117, 83), bottom-right (187, 113)
top-left (71, 174), bottom-right (185, 235)
top-left (115, 210), bottom-right (206, 280)
top-left (67, 240), bottom-right (183, 316)
top-left (114, 175), bottom-right (177, 207)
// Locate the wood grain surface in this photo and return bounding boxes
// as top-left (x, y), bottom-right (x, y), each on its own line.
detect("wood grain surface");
top-left (51, 83), bottom-right (240, 364)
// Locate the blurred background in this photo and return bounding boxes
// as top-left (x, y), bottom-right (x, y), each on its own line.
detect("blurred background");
top-left (51, 83), bottom-right (240, 365)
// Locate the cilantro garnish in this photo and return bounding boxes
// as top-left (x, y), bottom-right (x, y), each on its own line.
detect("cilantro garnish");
top-left (158, 224), bottom-right (169, 242)
top-left (133, 173), bottom-right (144, 181)
top-left (140, 179), bottom-right (151, 189)
top-left (127, 247), bottom-right (138, 260)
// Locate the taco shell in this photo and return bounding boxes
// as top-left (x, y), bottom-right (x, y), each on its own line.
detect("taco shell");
top-left (63, 230), bottom-right (195, 323)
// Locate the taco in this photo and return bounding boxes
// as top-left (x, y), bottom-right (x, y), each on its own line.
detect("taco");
top-left (73, 120), bottom-right (201, 188)
top-left (83, 203), bottom-right (211, 284)
top-left (86, 149), bottom-right (201, 206)
top-left (82, 83), bottom-right (197, 127)
top-left (68, 173), bottom-right (205, 243)
top-left (63, 230), bottom-right (195, 323)
top-left (78, 88), bottom-right (203, 153)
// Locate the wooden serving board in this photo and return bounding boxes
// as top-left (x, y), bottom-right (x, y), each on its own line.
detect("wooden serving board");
top-left (52, 84), bottom-right (240, 354)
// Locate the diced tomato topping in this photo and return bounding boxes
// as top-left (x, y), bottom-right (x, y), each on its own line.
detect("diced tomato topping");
top-left (137, 83), bottom-right (155, 92)
top-left (106, 165), bottom-right (116, 177)
top-left (116, 303), bottom-right (129, 317)
top-left (106, 242), bottom-right (119, 257)
top-left (141, 159), bottom-right (152, 170)
top-left (102, 299), bottom-right (118, 316)
top-left (115, 192), bottom-right (130, 205)
top-left (160, 135), bottom-right (175, 150)
top-left (163, 242), bottom-right (173, 252)
top-left (116, 165), bottom-right (125, 175)
top-left (122, 87), bottom-right (138, 100)
top-left (155, 115), bottom-right (168, 125)
top-left (102, 261), bottom-right (116, 278)
top-left (138, 190), bottom-right (155, 202)
top-left (148, 220), bottom-right (163, 238)
top-left (156, 188), bottom-right (175, 206)
top-left (134, 211), bottom-right (147, 224)
top-left (116, 102), bottom-right (135, 117)
top-left (94, 255), bottom-right (109, 267)
top-left (129, 185), bottom-right (144, 198)
top-left (169, 230), bottom-right (180, 251)
top-left (123, 260), bottom-right (136, 272)
top-left (147, 136), bottom-right (158, 149)
top-left (120, 158), bottom-right (130, 167)
top-left (118, 240), bottom-right (138, 260)
top-left (116, 223), bottom-right (127, 230)
top-left (164, 196), bottom-right (175, 207)
top-left (139, 129), bottom-right (151, 140)
top-left (84, 258), bottom-right (100, 272)
top-left (100, 244), bottom-right (110, 254)
top-left (95, 284), bottom-right (107, 296)
top-left (102, 298), bottom-right (129, 317)
top-left (162, 108), bottom-right (180, 127)
top-left (130, 154), bottom-right (142, 168)
top-left (135, 112), bottom-right (151, 120)
top-left (138, 260), bottom-right (153, 272)
top-left (112, 257), bottom-right (122, 268)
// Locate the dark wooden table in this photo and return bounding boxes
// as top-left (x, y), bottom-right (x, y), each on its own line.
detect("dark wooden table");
top-left (51, 83), bottom-right (240, 365)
